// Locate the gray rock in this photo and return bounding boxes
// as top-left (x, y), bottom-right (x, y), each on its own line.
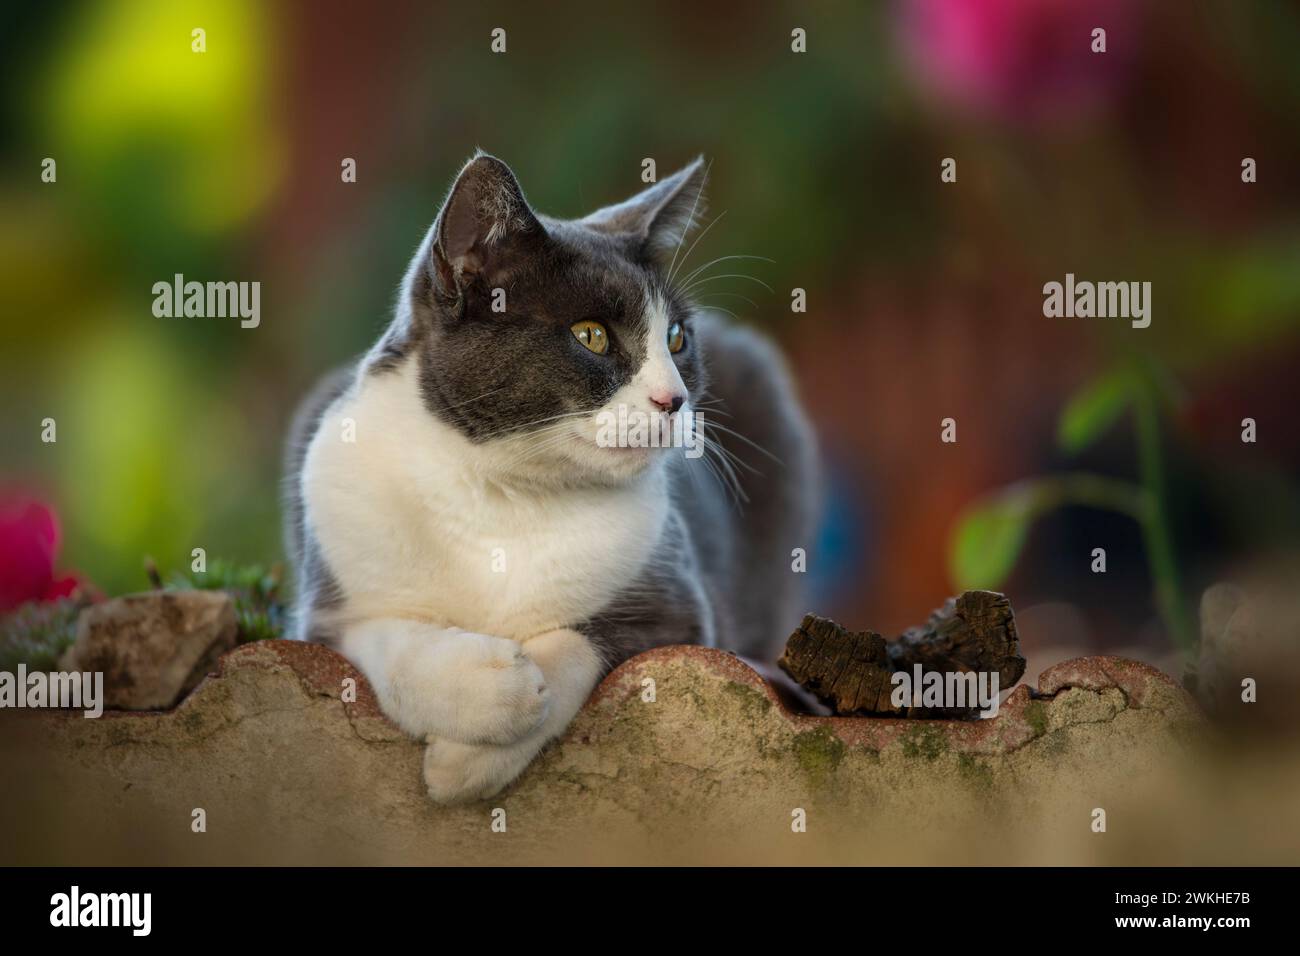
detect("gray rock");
top-left (59, 590), bottom-right (238, 709)
top-left (1195, 579), bottom-right (1300, 722)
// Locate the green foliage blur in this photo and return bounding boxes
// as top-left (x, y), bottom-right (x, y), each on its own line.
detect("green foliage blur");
top-left (0, 598), bottom-right (85, 671)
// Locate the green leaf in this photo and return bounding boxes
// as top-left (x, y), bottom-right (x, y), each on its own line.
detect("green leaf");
top-left (948, 493), bottom-right (1035, 590)
top-left (1057, 369), bottom-right (1133, 454)
top-left (1129, 354), bottom-right (1186, 415)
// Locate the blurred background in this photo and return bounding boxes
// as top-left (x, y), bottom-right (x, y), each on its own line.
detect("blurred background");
top-left (3, 0), bottom-right (1299, 680)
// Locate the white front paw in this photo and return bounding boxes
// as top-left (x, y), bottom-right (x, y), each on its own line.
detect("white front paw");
top-left (393, 630), bottom-right (551, 745)
top-left (422, 737), bottom-right (539, 804)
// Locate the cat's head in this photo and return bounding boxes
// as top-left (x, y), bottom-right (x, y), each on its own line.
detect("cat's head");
top-left (379, 152), bottom-right (711, 485)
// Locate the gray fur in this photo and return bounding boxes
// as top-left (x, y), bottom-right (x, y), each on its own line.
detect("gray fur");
top-left (282, 364), bottom-right (354, 645)
top-left (579, 316), bottom-right (819, 661)
top-left (285, 152), bottom-right (819, 665)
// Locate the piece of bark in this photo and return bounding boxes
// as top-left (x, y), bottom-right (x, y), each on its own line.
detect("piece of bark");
top-left (778, 615), bottom-right (902, 715)
top-left (888, 590), bottom-right (1025, 688)
top-left (778, 591), bottom-right (1025, 719)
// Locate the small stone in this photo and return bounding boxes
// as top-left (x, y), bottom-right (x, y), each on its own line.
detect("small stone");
top-left (1199, 582), bottom-right (1245, 651)
top-left (59, 591), bottom-right (238, 710)
top-left (1194, 579), bottom-right (1300, 723)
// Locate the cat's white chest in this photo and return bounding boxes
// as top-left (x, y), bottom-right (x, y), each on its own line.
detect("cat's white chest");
top-left (302, 362), bottom-right (668, 639)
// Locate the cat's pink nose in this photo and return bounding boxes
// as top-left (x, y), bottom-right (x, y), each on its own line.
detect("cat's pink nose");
top-left (650, 391), bottom-right (685, 414)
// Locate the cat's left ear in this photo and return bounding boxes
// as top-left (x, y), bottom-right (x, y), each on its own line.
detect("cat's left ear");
top-left (583, 157), bottom-right (708, 266)
top-left (430, 152), bottom-right (544, 298)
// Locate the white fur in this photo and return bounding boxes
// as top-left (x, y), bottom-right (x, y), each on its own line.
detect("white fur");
top-left (303, 358), bottom-right (671, 641)
top-left (421, 626), bottom-right (603, 802)
top-left (339, 621), bottom-right (550, 745)
top-left (300, 327), bottom-right (682, 801)
top-left (600, 292), bottom-right (688, 415)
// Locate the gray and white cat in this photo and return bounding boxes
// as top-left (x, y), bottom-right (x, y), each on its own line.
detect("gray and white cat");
top-left (284, 153), bottom-right (818, 802)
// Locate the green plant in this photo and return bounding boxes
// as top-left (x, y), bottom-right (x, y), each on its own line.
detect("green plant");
top-left (160, 558), bottom-right (285, 643)
top-left (0, 598), bottom-right (87, 671)
top-left (949, 355), bottom-right (1196, 657)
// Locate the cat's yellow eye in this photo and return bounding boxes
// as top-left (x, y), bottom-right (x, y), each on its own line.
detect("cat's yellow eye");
top-left (667, 321), bottom-right (686, 354)
top-left (571, 320), bottom-right (609, 355)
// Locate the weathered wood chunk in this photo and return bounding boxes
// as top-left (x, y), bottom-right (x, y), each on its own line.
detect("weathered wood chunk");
top-left (889, 590), bottom-right (1025, 687)
top-left (778, 614), bottom-right (900, 715)
top-left (778, 590), bottom-right (1025, 718)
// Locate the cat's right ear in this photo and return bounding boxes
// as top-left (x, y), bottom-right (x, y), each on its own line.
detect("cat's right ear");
top-left (582, 157), bottom-right (708, 266)
top-left (430, 153), bottom-right (543, 299)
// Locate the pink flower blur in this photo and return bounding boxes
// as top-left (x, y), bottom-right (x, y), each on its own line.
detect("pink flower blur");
top-left (0, 493), bottom-right (84, 611)
top-left (897, 0), bottom-right (1136, 122)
